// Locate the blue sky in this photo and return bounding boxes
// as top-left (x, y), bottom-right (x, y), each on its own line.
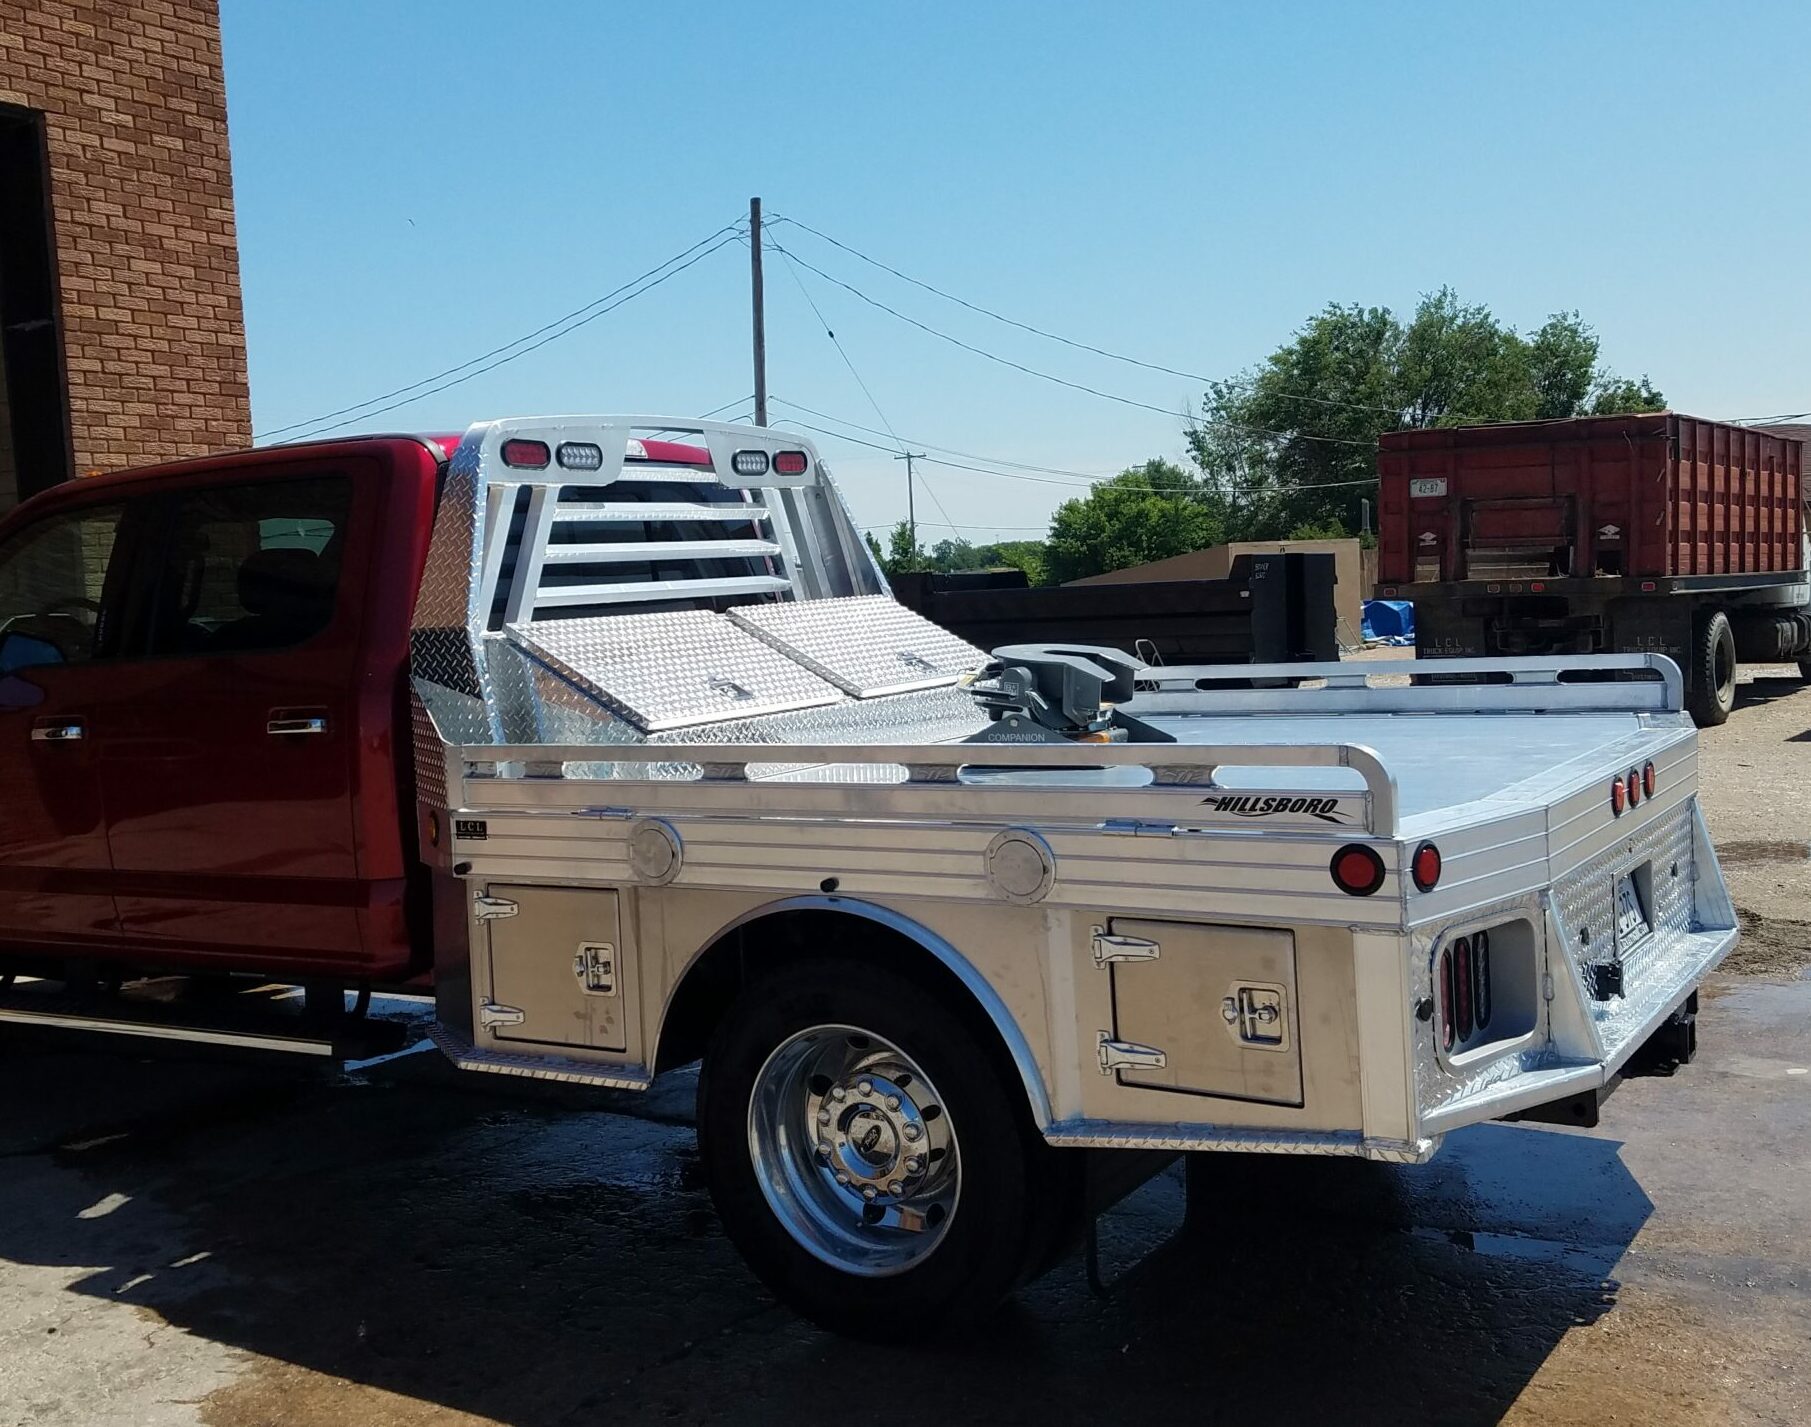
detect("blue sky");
top-left (221, 1), bottom-right (1811, 542)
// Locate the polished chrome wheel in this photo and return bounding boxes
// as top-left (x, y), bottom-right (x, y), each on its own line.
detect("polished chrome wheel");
top-left (747, 1023), bottom-right (960, 1277)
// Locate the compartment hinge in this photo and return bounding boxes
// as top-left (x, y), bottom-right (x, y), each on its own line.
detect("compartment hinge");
top-left (1091, 927), bottom-right (1161, 967)
top-left (474, 895), bottom-right (519, 922)
top-left (1096, 1032), bottom-right (1168, 1074)
top-left (479, 1000), bottom-right (525, 1029)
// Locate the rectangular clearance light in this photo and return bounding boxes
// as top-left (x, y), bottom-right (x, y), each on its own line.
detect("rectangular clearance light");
top-left (501, 438), bottom-right (550, 469)
top-left (732, 450), bottom-right (770, 478)
top-left (773, 450), bottom-right (809, 476)
top-left (558, 442), bottom-right (604, 471)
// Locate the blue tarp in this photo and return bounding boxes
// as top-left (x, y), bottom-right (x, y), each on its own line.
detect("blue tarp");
top-left (1361, 599), bottom-right (1415, 646)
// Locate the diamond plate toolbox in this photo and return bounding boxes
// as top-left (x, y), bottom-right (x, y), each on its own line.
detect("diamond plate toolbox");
top-left (506, 609), bottom-right (843, 733)
top-left (729, 594), bottom-right (984, 697)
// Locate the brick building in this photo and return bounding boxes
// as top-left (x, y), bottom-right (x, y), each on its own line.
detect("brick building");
top-left (0, 0), bottom-right (250, 509)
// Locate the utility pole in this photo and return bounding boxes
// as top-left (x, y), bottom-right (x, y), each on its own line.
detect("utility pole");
top-left (749, 196), bottom-right (767, 426)
top-left (893, 451), bottom-right (927, 550)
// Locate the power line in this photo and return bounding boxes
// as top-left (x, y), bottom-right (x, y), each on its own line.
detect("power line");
top-left (696, 395), bottom-right (754, 420)
top-left (259, 222), bottom-right (746, 443)
top-left (771, 396), bottom-right (1112, 480)
top-left (774, 402), bottom-right (1377, 497)
top-left (765, 213), bottom-right (1404, 419)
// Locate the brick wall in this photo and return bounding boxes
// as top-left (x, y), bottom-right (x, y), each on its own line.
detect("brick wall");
top-left (0, 0), bottom-right (250, 499)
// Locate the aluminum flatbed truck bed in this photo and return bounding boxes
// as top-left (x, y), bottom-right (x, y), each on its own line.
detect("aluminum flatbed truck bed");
top-left (401, 417), bottom-right (1736, 1332)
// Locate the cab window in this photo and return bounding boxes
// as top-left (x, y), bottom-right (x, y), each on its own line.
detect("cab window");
top-left (0, 505), bottom-right (124, 672)
top-left (145, 477), bottom-right (351, 656)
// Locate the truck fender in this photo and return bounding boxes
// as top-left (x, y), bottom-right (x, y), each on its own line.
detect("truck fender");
top-left (656, 894), bottom-right (1054, 1130)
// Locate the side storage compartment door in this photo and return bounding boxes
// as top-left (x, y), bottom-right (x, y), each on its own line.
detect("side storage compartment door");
top-left (1104, 918), bottom-right (1303, 1107)
top-left (483, 884), bottom-right (630, 1052)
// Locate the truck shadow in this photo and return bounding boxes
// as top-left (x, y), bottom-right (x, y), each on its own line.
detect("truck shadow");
top-left (1735, 674), bottom-right (1806, 712)
top-left (0, 1038), bottom-right (1649, 1427)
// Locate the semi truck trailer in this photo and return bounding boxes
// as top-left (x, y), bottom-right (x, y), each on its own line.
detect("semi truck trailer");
top-left (1377, 412), bottom-right (1806, 725)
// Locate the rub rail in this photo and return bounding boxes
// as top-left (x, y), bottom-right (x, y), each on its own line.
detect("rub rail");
top-left (456, 738), bottom-right (1400, 836)
top-left (1131, 653), bottom-right (1684, 716)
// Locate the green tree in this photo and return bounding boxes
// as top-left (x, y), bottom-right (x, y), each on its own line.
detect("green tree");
top-left (866, 522), bottom-right (927, 576)
top-left (1187, 290), bottom-right (1665, 540)
top-left (1043, 458), bottom-right (1223, 584)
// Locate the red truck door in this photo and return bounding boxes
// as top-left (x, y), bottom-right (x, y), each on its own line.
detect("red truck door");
top-left (0, 499), bottom-right (144, 944)
top-left (96, 462), bottom-right (375, 972)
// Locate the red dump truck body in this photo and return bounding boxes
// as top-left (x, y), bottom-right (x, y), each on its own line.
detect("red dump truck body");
top-left (1378, 413), bottom-right (1803, 586)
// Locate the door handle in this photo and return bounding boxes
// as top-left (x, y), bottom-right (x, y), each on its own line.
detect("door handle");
top-left (31, 720), bottom-right (85, 742)
top-left (267, 716), bottom-right (328, 737)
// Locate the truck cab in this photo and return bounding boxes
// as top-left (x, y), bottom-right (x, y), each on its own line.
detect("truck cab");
top-left (0, 435), bottom-right (443, 984)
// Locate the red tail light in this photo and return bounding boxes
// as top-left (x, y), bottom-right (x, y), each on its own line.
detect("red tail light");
top-left (1411, 842), bottom-right (1442, 893)
top-left (1331, 844), bottom-right (1387, 897)
top-left (1642, 761), bottom-right (1656, 797)
top-left (501, 438), bottom-right (550, 469)
top-left (773, 450), bottom-right (809, 476)
top-left (1439, 949), bottom-right (1456, 1051)
top-left (1611, 778), bottom-right (1626, 816)
top-left (1626, 769), bottom-right (1641, 808)
top-left (1473, 929), bottom-right (1492, 1030)
top-left (1453, 936), bottom-right (1474, 1041)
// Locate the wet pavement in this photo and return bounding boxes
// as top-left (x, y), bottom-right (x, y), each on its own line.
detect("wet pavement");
top-left (3, 685), bottom-right (1810, 1426)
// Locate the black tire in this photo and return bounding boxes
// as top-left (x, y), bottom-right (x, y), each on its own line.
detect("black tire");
top-left (698, 957), bottom-right (1077, 1337)
top-left (1686, 610), bottom-right (1737, 727)
top-left (1797, 657), bottom-right (1811, 683)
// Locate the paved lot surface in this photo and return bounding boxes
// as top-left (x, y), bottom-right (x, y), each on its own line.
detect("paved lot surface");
top-left (3, 672), bottom-right (1808, 1427)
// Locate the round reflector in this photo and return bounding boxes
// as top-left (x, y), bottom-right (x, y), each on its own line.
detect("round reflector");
top-left (732, 449), bottom-right (770, 478)
top-left (1611, 778), bottom-right (1626, 816)
top-left (1330, 844), bottom-right (1387, 897)
top-left (1626, 769), bottom-right (1641, 807)
top-left (1642, 761), bottom-right (1656, 797)
top-left (500, 438), bottom-right (550, 469)
top-left (1411, 842), bottom-right (1442, 893)
top-left (773, 450), bottom-right (809, 476)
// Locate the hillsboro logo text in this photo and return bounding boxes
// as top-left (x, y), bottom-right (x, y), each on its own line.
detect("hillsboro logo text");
top-left (1199, 796), bottom-right (1349, 825)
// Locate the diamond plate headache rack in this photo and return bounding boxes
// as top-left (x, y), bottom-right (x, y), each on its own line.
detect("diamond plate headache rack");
top-left (455, 737), bottom-right (1401, 836)
top-left (728, 595), bottom-right (985, 697)
top-left (1128, 653), bottom-right (1684, 716)
top-left (505, 609), bottom-right (844, 734)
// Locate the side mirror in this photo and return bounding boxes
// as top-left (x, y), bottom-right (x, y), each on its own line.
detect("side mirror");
top-left (0, 630), bottom-right (65, 675)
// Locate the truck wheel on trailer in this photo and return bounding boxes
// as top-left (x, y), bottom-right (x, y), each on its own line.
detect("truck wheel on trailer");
top-left (1686, 610), bottom-right (1737, 727)
top-left (698, 958), bottom-right (1077, 1336)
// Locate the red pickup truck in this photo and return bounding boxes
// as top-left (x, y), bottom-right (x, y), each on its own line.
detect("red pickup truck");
top-left (0, 434), bottom-right (452, 995)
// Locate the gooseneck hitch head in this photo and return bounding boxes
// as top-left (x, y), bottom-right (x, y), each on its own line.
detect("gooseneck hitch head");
top-left (962, 643), bottom-right (1173, 744)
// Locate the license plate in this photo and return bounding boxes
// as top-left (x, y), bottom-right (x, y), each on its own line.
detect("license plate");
top-left (1409, 477), bottom-right (1448, 498)
top-left (1613, 871), bottom-right (1651, 952)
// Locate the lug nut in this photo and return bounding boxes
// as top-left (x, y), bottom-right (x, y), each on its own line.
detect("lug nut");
top-left (904, 1155), bottom-right (924, 1174)
top-left (857, 1079), bottom-right (873, 1096)
top-left (861, 1185), bottom-right (878, 1201)
top-left (830, 1086), bottom-right (847, 1101)
top-left (816, 1109), bottom-right (831, 1125)
top-left (835, 1172), bottom-right (851, 1186)
top-left (886, 1181), bottom-right (905, 1197)
top-left (818, 1141), bottom-right (833, 1158)
top-left (902, 1122), bottom-right (923, 1142)
top-left (884, 1094), bottom-right (901, 1110)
